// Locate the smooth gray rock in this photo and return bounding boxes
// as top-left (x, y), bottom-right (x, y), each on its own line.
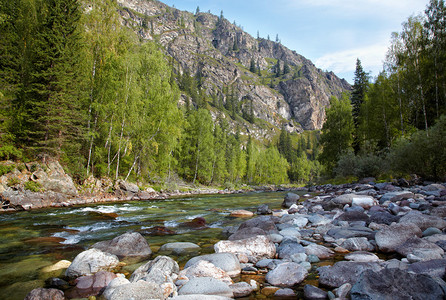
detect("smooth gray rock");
top-left (318, 261), bottom-right (383, 288)
top-left (375, 223), bottom-right (422, 252)
top-left (303, 284), bottom-right (327, 300)
top-left (278, 240), bottom-right (305, 259)
top-left (335, 211), bottom-right (370, 223)
top-left (229, 227), bottom-right (267, 240)
top-left (336, 283), bottom-right (352, 298)
top-left (70, 271), bottom-right (116, 298)
top-left (408, 259), bottom-right (446, 278)
top-left (379, 191), bottom-right (414, 204)
top-left (341, 237), bottom-right (374, 252)
top-left (130, 255), bottom-right (179, 283)
top-left (369, 211), bottom-right (400, 225)
top-left (282, 192), bottom-right (300, 208)
top-left (92, 232), bottom-right (151, 263)
top-left (344, 251), bottom-right (381, 262)
top-left (265, 262), bottom-right (308, 287)
top-left (423, 227), bottom-right (443, 237)
top-left (178, 260), bottom-right (232, 285)
top-left (159, 242), bottom-right (200, 254)
top-left (229, 282), bottom-right (255, 298)
top-left (214, 235), bottom-right (276, 263)
top-left (396, 237), bottom-right (444, 260)
top-left (106, 280), bottom-right (164, 300)
top-left (256, 204), bottom-right (271, 215)
top-left (326, 226), bottom-right (374, 240)
top-left (185, 253), bottom-right (241, 277)
top-left (65, 249), bottom-right (119, 279)
top-left (350, 268), bottom-right (446, 300)
top-left (274, 288), bottom-right (297, 297)
top-left (178, 277), bottom-right (233, 298)
top-left (304, 243), bottom-right (334, 259)
top-left (171, 295), bottom-right (232, 300)
top-left (102, 277), bottom-right (130, 300)
top-left (399, 211), bottom-right (446, 231)
top-left (237, 216), bottom-right (279, 234)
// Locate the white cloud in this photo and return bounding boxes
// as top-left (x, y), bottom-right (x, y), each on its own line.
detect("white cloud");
top-left (315, 43), bottom-right (388, 75)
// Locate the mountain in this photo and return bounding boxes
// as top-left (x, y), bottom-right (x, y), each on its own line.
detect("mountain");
top-left (116, 0), bottom-right (350, 135)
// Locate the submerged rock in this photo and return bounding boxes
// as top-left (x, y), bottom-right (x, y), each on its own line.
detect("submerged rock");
top-left (91, 232), bottom-right (151, 263)
top-left (24, 288), bottom-right (65, 300)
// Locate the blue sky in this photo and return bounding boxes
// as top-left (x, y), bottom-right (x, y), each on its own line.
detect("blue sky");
top-left (162, 0), bottom-right (429, 83)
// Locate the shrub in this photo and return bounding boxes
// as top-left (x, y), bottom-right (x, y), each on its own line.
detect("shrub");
top-left (0, 164), bottom-right (15, 176)
top-left (335, 151), bottom-right (387, 179)
top-left (7, 177), bottom-right (20, 187)
top-left (0, 145), bottom-right (22, 160)
top-left (24, 181), bottom-right (43, 192)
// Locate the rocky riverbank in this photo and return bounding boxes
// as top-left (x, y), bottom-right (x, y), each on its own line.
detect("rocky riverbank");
top-left (0, 160), bottom-right (291, 212)
top-left (23, 179), bottom-right (446, 299)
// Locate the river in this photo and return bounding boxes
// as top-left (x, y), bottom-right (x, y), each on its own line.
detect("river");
top-left (0, 191), bottom-right (293, 299)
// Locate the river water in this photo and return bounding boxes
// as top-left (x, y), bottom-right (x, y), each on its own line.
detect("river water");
top-left (0, 191), bottom-right (293, 299)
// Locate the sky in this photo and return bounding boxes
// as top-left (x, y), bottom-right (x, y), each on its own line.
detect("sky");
top-left (162, 0), bottom-right (430, 83)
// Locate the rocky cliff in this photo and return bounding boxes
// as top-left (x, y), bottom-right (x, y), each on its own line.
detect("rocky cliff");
top-left (116, 0), bottom-right (351, 133)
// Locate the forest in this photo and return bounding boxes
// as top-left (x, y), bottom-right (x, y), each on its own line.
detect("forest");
top-left (0, 0), bottom-right (445, 190)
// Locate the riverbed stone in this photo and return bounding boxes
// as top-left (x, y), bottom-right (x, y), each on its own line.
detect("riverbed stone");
top-left (274, 288), bottom-right (297, 297)
top-left (178, 277), bottom-right (233, 298)
top-left (395, 237), bottom-right (444, 260)
top-left (91, 232), bottom-right (151, 263)
top-left (304, 243), bottom-right (334, 259)
top-left (369, 211), bottom-right (400, 225)
top-left (185, 253), bottom-right (241, 277)
top-left (341, 237), bottom-right (374, 252)
top-left (159, 242), bottom-right (200, 254)
top-left (350, 268), bottom-right (446, 300)
top-left (214, 235), bottom-right (276, 263)
top-left (102, 276), bottom-right (130, 300)
top-left (423, 227), bottom-right (442, 237)
top-left (399, 211), bottom-right (446, 231)
top-left (229, 282), bottom-right (255, 298)
top-left (303, 284), bottom-right (327, 300)
top-left (237, 216), bottom-right (279, 234)
top-left (265, 262), bottom-right (308, 287)
top-left (256, 204), bottom-right (271, 215)
top-left (279, 227), bottom-right (302, 239)
top-left (106, 280), bottom-right (164, 300)
top-left (178, 260), bottom-right (233, 285)
top-left (379, 191), bottom-right (414, 204)
top-left (375, 223), bottom-right (422, 252)
top-left (278, 239), bottom-right (305, 259)
top-left (171, 296), bottom-right (232, 300)
top-left (65, 249), bottom-right (119, 279)
top-left (407, 259), bottom-right (446, 278)
top-left (344, 251), bottom-right (381, 262)
top-left (229, 227), bottom-right (267, 240)
top-left (326, 226), bottom-right (374, 240)
top-left (335, 211), bottom-right (370, 223)
top-left (318, 261), bottom-right (383, 288)
top-left (69, 271), bottom-right (117, 298)
top-left (282, 193), bottom-right (300, 208)
top-left (24, 288), bottom-right (65, 300)
top-left (230, 210), bottom-right (254, 217)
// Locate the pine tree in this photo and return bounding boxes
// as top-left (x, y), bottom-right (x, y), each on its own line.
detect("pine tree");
top-left (351, 59), bottom-right (369, 123)
top-left (249, 58), bottom-right (256, 73)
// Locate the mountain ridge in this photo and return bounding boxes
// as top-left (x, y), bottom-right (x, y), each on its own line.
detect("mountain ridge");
top-left (116, 0), bottom-right (351, 134)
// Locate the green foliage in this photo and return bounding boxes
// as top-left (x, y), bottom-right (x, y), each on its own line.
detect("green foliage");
top-left (319, 94), bottom-right (354, 174)
top-left (0, 145), bottom-right (22, 160)
top-left (335, 150), bottom-right (387, 179)
top-left (7, 177), bottom-right (20, 187)
top-left (254, 146), bottom-right (289, 184)
top-left (388, 115), bottom-right (446, 180)
top-left (0, 164), bottom-right (15, 176)
top-left (24, 181), bottom-right (43, 192)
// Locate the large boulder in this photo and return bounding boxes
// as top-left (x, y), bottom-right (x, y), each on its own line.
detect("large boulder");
top-left (265, 262), bottom-right (308, 288)
top-left (399, 211), bottom-right (446, 231)
top-left (24, 288), bottom-right (65, 300)
top-left (130, 255), bottom-right (179, 298)
top-left (408, 259), bottom-right (446, 278)
top-left (117, 179), bottom-right (139, 193)
top-left (282, 193), bottom-right (300, 208)
top-left (375, 223), bottom-right (422, 252)
top-left (318, 261), bottom-right (383, 288)
top-left (178, 277), bottom-right (233, 298)
top-left (214, 235), bottom-right (276, 263)
top-left (31, 160), bottom-right (78, 196)
top-left (91, 232), bottom-right (151, 263)
top-left (326, 226), bottom-right (374, 240)
top-left (369, 211), bottom-right (400, 225)
top-left (105, 280), bottom-right (164, 300)
top-left (65, 249), bottom-right (119, 279)
top-left (350, 268), bottom-right (446, 300)
top-left (178, 260), bottom-right (233, 285)
top-left (185, 253), bottom-right (241, 277)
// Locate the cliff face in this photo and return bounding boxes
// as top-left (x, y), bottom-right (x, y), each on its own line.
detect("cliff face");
top-left (116, 0), bottom-right (351, 132)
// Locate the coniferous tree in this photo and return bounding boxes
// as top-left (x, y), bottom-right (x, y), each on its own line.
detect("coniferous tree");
top-left (249, 58), bottom-right (256, 73)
